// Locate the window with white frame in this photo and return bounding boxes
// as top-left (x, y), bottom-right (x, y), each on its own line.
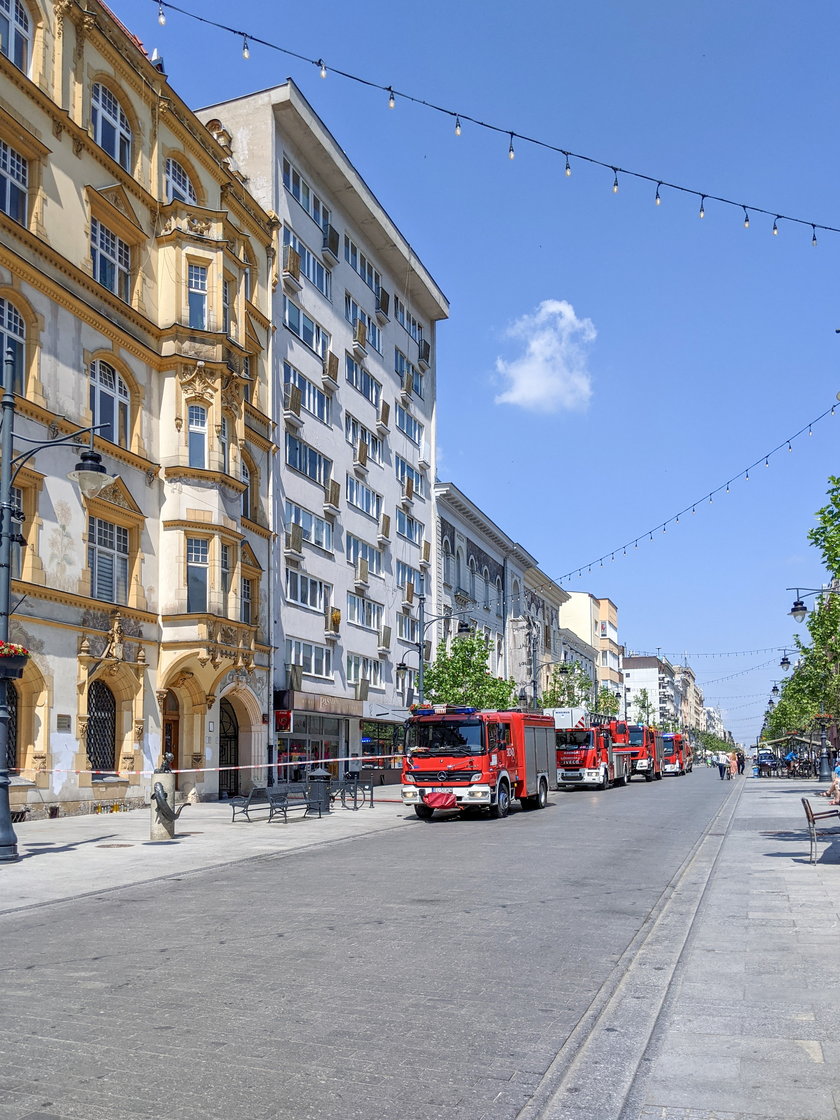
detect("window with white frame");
top-left (282, 157), bottom-right (331, 230)
top-left (395, 403), bottom-right (424, 447)
top-left (222, 278), bottom-right (231, 335)
top-left (496, 578), bottom-right (503, 617)
top-left (397, 612), bottom-right (419, 644)
top-left (285, 500), bottom-right (333, 552)
top-left (89, 360), bottom-right (130, 449)
top-left (346, 653), bottom-right (381, 687)
top-left (344, 234), bottom-right (380, 293)
top-left (220, 543), bottom-right (232, 615)
top-left (345, 354), bottom-right (381, 408)
top-left (188, 264), bottom-right (208, 330)
top-left (88, 517), bottom-right (129, 604)
top-left (286, 433), bottom-right (332, 485)
top-left (346, 533), bottom-right (381, 576)
top-left (394, 296), bottom-right (424, 344)
top-left (395, 348), bottom-right (423, 397)
top-left (91, 84), bottom-right (131, 170)
top-left (395, 455), bottom-right (426, 499)
top-left (396, 560), bottom-right (422, 592)
top-left (283, 227), bottom-right (331, 297)
top-left (283, 295), bottom-right (330, 357)
top-left (165, 157), bottom-right (197, 204)
top-left (0, 0), bottom-right (31, 73)
top-left (91, 218), bottom-right (130, 302)
top-left (0, 139), bottom-right (27, 224)
top-left (188, 405), bottom-right (207, 468)
top-left (186, 537), bottom-right (209, 612)
top-left (346, 475), bottom-right (382, 521)
top-left (284, 362), bottom-right (330, 423)
top-left (240, 460), bottom-right (252, 519)
top-left (241, 577), bottom-right (253, 625)
top-left (219, 416), bottom-right (230, 475)
top-left (286, 637), bottom-right (332, 679)
top-left (396, 508), bottom-right (423, 545)
top-left (286, 568), bottom-right (330, 612)
top-left (346, 593), bottom-right (382, 631)
top-left (344, 414), bottom-right (383, 464)
top-left (345, 294), bottom-right (381, 352)
top-left (0, 298), bottom-right (24, 394)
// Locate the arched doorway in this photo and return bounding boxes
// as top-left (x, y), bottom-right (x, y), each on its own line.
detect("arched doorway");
top-left (219, 697), bottom-right (239, 798)
top-left (162, 689), bottom-right (180, 786)
top-left (87, 680), bottom-right (116, 774)
top-left (4, 682), bottom-right (17, 773)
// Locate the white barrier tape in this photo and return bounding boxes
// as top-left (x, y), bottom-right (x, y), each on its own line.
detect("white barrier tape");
top-left (10, 752), bottom-right (403, 778)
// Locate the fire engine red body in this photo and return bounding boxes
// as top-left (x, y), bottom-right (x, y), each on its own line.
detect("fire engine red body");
top-left (401, 707), bottom-right (557, 819)
top-left (625, 724), bottom-right (664, 781)
top-left (554, 714), bottom-right (632, 790)
top-left (662, 732), bottom-right (692, 775)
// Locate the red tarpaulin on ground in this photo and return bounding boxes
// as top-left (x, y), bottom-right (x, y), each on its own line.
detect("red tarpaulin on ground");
top-left (423, 792), bottom-right (458, 809)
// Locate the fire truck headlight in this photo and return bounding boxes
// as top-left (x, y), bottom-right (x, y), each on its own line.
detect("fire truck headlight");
top-left (403, 773), bottom-right (415, 783)
top-left (469, 772), bottom-right (482, 782)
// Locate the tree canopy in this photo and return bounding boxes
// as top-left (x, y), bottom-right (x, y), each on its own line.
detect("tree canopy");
top-left (421, 634), bottom-right (518, 710)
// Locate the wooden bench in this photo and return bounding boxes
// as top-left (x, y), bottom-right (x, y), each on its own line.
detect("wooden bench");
top-left (801, 797), bottom-right (840, 863)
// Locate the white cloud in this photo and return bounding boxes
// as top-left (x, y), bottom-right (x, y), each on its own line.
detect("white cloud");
top-left (494, 299), bottom-right (595, 413)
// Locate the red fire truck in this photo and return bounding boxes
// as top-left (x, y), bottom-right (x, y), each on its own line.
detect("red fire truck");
top-left (401, 706), bottom-right (557, 819)
top-left (625, 724), bottom-right (664, 781)
top-left (662, 732), bottom-right (692, 775)
top-left (553, 713), bottom-right (632, 790)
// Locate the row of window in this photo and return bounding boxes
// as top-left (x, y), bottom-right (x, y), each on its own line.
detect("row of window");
top-left (284, 641), bottom-right (400, 688)
top-left (285, 572), bottom-right (420, 640)
top-left (285, 432), bottom-right (427, 501)
top-left (442, 544), bottom-right (505, 615)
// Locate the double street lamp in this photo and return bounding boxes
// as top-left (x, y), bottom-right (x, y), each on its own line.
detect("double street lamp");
top-left (0, 348), bottom-right (113, 863)
top-left (395, 591), bottom-right (471, 707)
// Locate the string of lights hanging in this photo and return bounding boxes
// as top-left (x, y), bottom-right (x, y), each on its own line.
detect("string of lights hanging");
top-left (151, 0), bottom-right (839, 244)
top-left (627, 646), bottom-right (788, 660)
top-left (700, 657), bottom-right (777, 686)
top-left (556, 399), bottom-right (836, 583)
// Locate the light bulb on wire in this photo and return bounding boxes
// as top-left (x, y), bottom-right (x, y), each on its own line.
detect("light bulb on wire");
top-left (564, 153), bottom-right (572, 177)
top-left (157, 2), bottom-right (166, 24)
top-left (388, 87), bottom-right (395, 109)
top-left (655, 183), bottom-right (662, 205)
top-left (612, 168), bottom-right (619, 193)
top-left (241, 35), bottom-right (250, 59)
top-left (508, 133), bottom-right (515, 160)
top-left (319, 60), bottom-right (327, 79)
top-left (454, 116), bottom-right (461, 136)
top-left (699, 195), bottom-right (705, 219)
top-left (812, 225), bottom-right (818, 247)
top-left (743, 207), bottom-right (750, 229)
top-left (772, 217), bottom-right (779, 236)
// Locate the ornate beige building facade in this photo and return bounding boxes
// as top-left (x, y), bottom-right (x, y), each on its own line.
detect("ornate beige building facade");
top-left (4, 0), bottom-right (274, 815)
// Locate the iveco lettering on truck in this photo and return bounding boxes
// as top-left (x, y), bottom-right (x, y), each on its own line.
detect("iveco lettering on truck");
top-left (549, 709), bottom-right (632, 790)
top-left (401, 707), bottom-right (557, 819)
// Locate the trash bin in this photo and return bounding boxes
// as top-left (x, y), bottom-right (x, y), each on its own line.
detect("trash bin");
top-left (752, 765), bottom-right (759, 778)
top-left (308, 766), bottom-right (331, 814)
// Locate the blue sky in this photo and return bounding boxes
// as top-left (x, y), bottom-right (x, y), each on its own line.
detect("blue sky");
top-left (121, 0), bottom-right (840, 744)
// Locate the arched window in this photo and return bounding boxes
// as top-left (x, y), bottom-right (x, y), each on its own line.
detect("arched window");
top-left (442, 539), bottom-right (453, 586)
top-left (188, 404), bottom-right (207, 468)
top-left (511, 579), bottom-right (521, 617)
top-left (0, 297), bottom-right (25, 393)
top-left (468, 557), bottom-right (476, 599)
top-left (455, 549), bottom-right (463, 591)
top-left (89, 359), bottom-right (130, 447)
top-left (91, 83), bottom-right (132, 170)
top-left (482, 567), bottom-right (490, 609)
top-left (165, 157), bottom-right (197, 204)
top-left (496, 577), bottom-right (503, 617)
top-left (0, 0), bottom-right (31, 74)
top-left (87, 679), bottom-right (116, 774)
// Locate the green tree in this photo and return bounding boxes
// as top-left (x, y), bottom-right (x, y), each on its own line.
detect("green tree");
top-left (539, 662), bottom-right (594, 708)
top-left (422, 634), bottom-right (517, 710)
top-left (595, 685), bottom-right (620, 716)
top-left (633, 688), bottom-right (655, 725)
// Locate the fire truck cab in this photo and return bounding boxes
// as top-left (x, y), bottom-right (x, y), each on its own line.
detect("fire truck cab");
top-left (401, 707), bottom-right (557, 820)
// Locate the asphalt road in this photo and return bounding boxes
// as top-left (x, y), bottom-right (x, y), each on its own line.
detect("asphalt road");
top-left (0, 768), bottom-right (735, 1120)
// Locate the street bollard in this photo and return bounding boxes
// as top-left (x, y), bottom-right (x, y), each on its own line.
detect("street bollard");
top-left (150, 754), bottom-right (189, 841)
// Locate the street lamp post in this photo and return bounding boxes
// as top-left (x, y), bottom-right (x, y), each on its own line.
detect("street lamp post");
top-left (395, 593), bottom-right (472, 707)
top-left (0, 347), bottom-right (112, 863)
top-left (815, 714), bottom-right (833, 783)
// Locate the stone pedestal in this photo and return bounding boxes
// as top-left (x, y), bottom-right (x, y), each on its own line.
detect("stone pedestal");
top-left (150, 772), bottom-right (176, 841)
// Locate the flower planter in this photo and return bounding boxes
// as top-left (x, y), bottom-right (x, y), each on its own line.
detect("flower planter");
top-left (0, 655), bottom-right (28, 680)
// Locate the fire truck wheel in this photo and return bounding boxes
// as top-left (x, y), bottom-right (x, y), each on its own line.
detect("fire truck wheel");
top-left (489, 782), bottom-right (510, 819)
top-left (598, 768), bottom-right (609, 791)
top-left (413, 805), bottom-right (434, 820)
top-left (536, 778), bottom-right (548, 808)
top-left (644, 773), bottom-right (653, 782)
top-left (654, 771), bottom-right (663, 780)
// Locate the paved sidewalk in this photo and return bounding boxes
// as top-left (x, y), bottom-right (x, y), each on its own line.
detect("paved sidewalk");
top-left (0, 791), bottom-right (408, 915)
top-left (627, 774), bottom-right (840, 1120)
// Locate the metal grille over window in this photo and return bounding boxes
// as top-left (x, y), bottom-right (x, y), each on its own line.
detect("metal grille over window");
top-left (86, 680), bottom-right (116, 774)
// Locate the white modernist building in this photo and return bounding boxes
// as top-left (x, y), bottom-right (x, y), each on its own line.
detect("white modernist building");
top-left (198, 82), bottom-right (449, 776)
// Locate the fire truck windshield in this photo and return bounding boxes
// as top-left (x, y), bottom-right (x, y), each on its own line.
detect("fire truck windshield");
top-left (628, 727), bottom-right (644, 746)
top-left (406, 720), bottom-right (485, 755)
top-left (556, 729), bottom-right (592, 748)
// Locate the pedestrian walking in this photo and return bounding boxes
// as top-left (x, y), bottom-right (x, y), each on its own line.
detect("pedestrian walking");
top-left (737, 751), bottom-right (745, 775)
top-left (728, 752), bottom-right (738, 779)
top-left (717, 750), bottom-right (728, 780)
